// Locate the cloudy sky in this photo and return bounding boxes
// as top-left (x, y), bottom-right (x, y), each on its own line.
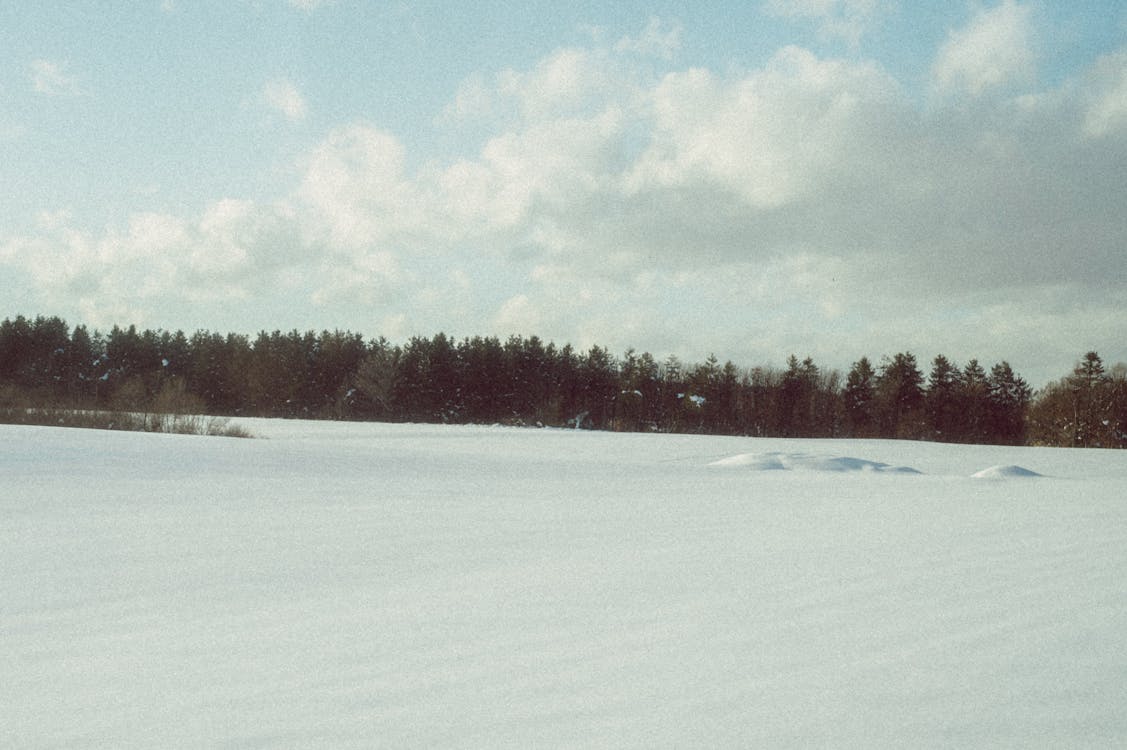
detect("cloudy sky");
top-left (2, 1), bottom-right (1125, 386)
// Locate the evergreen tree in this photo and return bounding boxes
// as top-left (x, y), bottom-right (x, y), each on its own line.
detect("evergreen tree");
top-left (778, 355), bottom-right (821, 437)
top-left (189, 331), bottom-right (250, 414)
top-left (0, 315), bottom-right (34, 387)
top-left (617, 348), bottom-right (646, 431)
top-left (65, 324), bottom-right (100, 403)
top-left (740, 366), bottom-right (779, 437)
top-left (712, 360), bottom-right (742, 435)
top-left (983, 361), bottom-right (1031, 445)
top-left (579, 345), bottom-right (618, 429)
top-left (1028, 353), bottom-right (1120, 448)
top-left (552, 344), bottom-right (581, 426)
top-left (635, 351), bottom-right (662, 430)
top-left (505, 335), bottom-right (547, 423)
top-left (353, 338), bottom-right (399, 420)
top-left (158, 330), bottom-right (192, 380)
top-left (959, 359), bottom-right (988, 443)
top-left (659, 354), bottom-right (686, 431)
top-left (0, 315), bottom-right (72, 395)
top-left (311, 329), bottom-right (367, 418)
top-left (459, 335), bottom-right (507, 422)
top-left (428, 333), bottom-right (461, 421)
top-left (689, 354), bottom-right (722, 433)
top-left (843, 357), bottom-right (876, 438)
top-left (925, 355), bottom-right (961, 441)
top-left (391, 336), bottom-right (433, 421)
top-left (1069, 351), bottom-right (1110, 447)
top-left (1108, 363), bottom-right (1127, 448)
top-left (814, 366), bottom-right (842, 438)
top-left (876, 352), bottom-right (924, 439)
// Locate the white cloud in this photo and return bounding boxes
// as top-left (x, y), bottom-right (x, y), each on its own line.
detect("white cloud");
top-left (194, 199), bottom-right (259, 274)
top-left (497, 47), bottom-right (621, 121)
top-left (262, 78), bottom-right (308, 121)
top-left (629, 46), bottom-right (905, 209)
top-left (450, 106), bottom-right (626, 229)
top-left (614, 17), bottom-right (682, 60)
top-left (439, 73), bottom-right (496, 122)
top-left (763, 0), bottom-right (882, 47)
top-left (0, 198), bottom-right (307, 326)
top-left (36, 209), bottom-right (73, 230)
top-left (289, 0), bottom-right (329, 9)
top-left (0, 121), bottom-right (26, 142)
top-left (296, 123), bottom-right (420, 252)
top-left (932, 1), bottom-right (1034, 97)
top-left (30, 59), bottom-right (81, 96)
top-left (1083, 50), bottom-right (1127, 138)
top-left (493, 294), bottom-right (542, 335)
top-left (440, 26), bottom-right (657, 129)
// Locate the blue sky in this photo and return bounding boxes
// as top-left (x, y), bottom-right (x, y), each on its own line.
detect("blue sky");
top-left (3, 1), bottom-right (1126, 386)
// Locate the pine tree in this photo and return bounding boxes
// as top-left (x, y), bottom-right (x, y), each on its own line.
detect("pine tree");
top-left (985, 361), bottom-right (1032, 445)
top-left (776, 355), bottom-right (822, 437)
top-left (1069, 351), bottom-right (1110, 447)
top-left (925, 355), bottom-right (961, 441)
top-left (843, 357), bottom-right (876, 438)
top-left (876, 352), bottom-right (924, 439)
top-left (579, 345), bottom-right (618, 429)
top-left (1028, 353), bottom-right (1121, 448)
top-left (659, 354), bottom-right (686, 431)
top-left (354, 338), bottom-right (398, 420)
top-left (1108, 363), bottom-right (1127, 448)
top-left (959, 359), bottom-right (988, 443)
top-left (65, 324), bottom-right (99, 403)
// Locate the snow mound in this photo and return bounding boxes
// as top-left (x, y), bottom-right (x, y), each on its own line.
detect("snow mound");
top-left (710, 452), bottom-right (922, 474)
top-left (971, 464), bottom-right (1042, 479)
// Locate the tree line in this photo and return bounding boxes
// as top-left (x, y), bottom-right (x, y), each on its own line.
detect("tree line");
top-left (1, 314), bottom-right (1124, 447)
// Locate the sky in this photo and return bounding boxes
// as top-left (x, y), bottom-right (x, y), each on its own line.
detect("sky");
top-left (2, 1), bottom-right (1126, 387)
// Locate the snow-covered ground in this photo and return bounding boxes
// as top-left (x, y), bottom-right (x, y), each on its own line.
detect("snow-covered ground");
top-left (4, 420), bottom-right (1127, 748)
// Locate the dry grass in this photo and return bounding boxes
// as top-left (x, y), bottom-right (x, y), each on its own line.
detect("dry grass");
top-left (0, 407), bottom-right (253, 438)
top-left (0, 383), bottom-right (253, 438)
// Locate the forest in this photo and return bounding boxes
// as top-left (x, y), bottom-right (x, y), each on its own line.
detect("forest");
top-left (1, 314), bottom-right (1124, 447)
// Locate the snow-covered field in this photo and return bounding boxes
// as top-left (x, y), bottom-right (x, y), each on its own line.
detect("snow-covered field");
top-left (4, 420), bottom-right (1127, 748)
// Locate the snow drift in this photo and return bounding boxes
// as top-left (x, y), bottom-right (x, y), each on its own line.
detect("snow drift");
top-left (971, 464), bottom-right (1043, 479)
top-left (710, 451), bottom-right (922, 474)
